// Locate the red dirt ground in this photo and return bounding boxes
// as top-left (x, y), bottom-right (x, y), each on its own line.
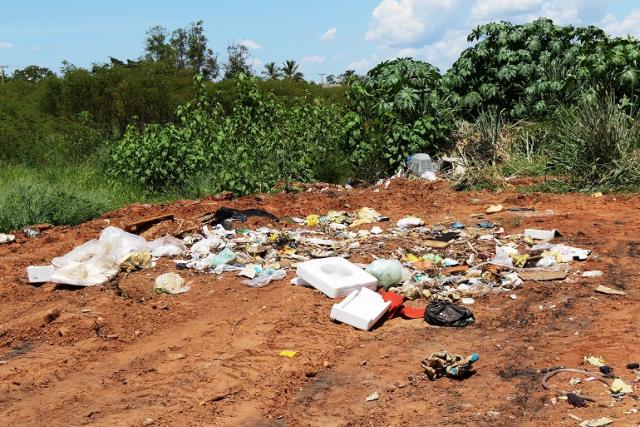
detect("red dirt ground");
top-left (0, 179), bottom-right (639, 426)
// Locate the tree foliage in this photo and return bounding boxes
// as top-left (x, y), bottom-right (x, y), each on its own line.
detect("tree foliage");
top-left (344, 58), bottom-right (455, 177)
top-left (446, 18), bottom-right (640, 119)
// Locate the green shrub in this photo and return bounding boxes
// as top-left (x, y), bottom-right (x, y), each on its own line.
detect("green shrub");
top-left (552, 94), bottom-right (640, 191)
top-left (109, 75), bottom-right (350, 194)
top-left (344, 59), bottom-right (455, 179)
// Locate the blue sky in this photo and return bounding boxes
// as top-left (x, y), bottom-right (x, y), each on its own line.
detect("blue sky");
top-left (1, 1), bottom-right (639, 81)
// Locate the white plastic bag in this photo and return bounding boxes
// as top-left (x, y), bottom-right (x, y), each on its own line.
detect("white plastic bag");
top-left (365, 259), bottom-right (403, 288)
top-left (243, 269), bottom-right (286, 288)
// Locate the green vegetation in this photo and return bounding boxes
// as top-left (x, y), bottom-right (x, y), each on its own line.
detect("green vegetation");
top-left (2, 18), bottom-right (640, 232)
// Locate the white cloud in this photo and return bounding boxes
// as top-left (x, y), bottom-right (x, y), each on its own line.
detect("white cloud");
top-left (0, 42), bottom-right (13, 49)
top-left (347, 54), bottom-right (381, 72)
top-left (237, 39), bottom-right (262, 50)
top-left (362, 0), bottom-right (621, 71)
top-left (319, 27), bottom-right (337, 42)
top-left (250, 58), bottom-right (263, 67)
top-left (365, 0), bottom-right (460, 47)
top-left (602, 9), bottom-right (640, 37)
top-left (302, 55), bottom-right (326, 63)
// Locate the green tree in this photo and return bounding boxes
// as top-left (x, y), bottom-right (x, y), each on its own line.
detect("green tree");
top-left (282, 60), bottom-right (304, 81)
top-left (262, 62), bottom-right (282, 80)
top-left (12, 66), bottom-right (54, 82)
top-left (224, 42), bottom-right (253, 79)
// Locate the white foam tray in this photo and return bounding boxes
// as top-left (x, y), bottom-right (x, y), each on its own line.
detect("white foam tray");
top-left (296, 256), bottom-right (378, 298)
top-left (27, 265), bottom-right (56, 283)
top-left (330, 287), bottom-right (391, 330)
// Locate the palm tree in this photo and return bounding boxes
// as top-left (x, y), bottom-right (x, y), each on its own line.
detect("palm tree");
top-left (281, 59), bottom-right (304, 82)
top-left (262, 62), bottom-right (282, 80)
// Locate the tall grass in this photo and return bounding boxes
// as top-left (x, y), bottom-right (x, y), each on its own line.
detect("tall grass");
top-left (552, 95), bottom-right (640, 191)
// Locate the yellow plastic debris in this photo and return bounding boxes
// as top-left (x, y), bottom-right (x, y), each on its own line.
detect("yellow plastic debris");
top-left (610, 378), bottom-right (633, 394)
top-left (509, 253), bottom-right (530, 268)
top-left (279, 350), bottom-right (298, 358)
top-left (118, 251), bottom-right (152, 273)
top-left (591, 192), bottom-right (603, 198)
top-left (402, 253), bottom-right (420, 263)
top-left (584, 355), bottom-right (605, 367)
top-left (486, 204), bottom-right (504, 214)
top-left (305, 215), bottom-right (319, 227)
top-left (350, 207), bottom-right (383, 227)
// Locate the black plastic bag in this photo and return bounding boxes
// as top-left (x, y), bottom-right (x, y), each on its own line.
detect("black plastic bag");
top-left (424, 301), bottom-right (475, 327)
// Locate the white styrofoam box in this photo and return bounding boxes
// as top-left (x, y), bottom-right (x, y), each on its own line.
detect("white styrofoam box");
top-left (27, 265), bottom-right (56, 283)
top-left (296, 256), bottom-right (378, 298)
top-left (330, 287), bottom-right (391, 330)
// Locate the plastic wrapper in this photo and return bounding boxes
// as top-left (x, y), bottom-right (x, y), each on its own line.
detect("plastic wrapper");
top-left (365, 259), bottom-right (403, 289)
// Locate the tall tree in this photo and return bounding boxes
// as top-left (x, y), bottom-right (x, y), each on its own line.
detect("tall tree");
top-left (224, 42), bottom-right (253, 79)
top-left (145, 26), bottom-right (173, 62)
top-left (12, 65), bottom-right (54, 82)
top-left (144, 22), bottom-right (219, 80)
top-left (282, 60), bottom-right (304, 81)
top-left (262, 62), bottom-right (282, 80)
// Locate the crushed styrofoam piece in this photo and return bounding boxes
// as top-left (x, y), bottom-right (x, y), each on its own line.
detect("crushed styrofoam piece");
top-left (290, 276), bottom-right (310, 286)
top-left (27, 265), bottom-right (56, 283)
top-left (536, 256), bottom-right (556, 267)
top-left (524, 229), bottom-right (559, 241)
top-left (297, 257), bottom-right (378, 298)
top-left (371, 226), bottom-right (383, 235)
top-left (330, 287), bottom-right (391, 330)
top-left (0, 233), bottom-right (15, 244)
top-left (582, 270), bottom-right (603, 278)
top-left (531, 243), bottom-right (591, 262)
top-left (396, 217), bottom-right (424, 229)
top-left (492, 245), bottom-right (518, 268)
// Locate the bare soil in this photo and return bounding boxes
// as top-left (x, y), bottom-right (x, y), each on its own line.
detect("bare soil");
top-left (0, 179), bottom-right (638, 426)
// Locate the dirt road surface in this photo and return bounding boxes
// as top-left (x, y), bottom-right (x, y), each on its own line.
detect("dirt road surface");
top-left (0, 180), bottom-right (638, 426)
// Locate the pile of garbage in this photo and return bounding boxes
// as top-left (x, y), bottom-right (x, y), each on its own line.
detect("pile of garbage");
top-left (26, 205), bottom-right (594, 332)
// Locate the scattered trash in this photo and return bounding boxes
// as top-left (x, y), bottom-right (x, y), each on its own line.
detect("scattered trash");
top-left (421, 351), bottom-right (479, 380)
top-left (579, 417), bottom-right (613, 427)
top-left (370, 226), bottom-right (383, 235)
top-left (461, 297), bottom-right (475, 305)
top-left (351, 207), bottom-right (385, 227)
top-left (567, 392), bottom-right (588, 408)
top-left (542, 368), bottom-right (611, 404)
top-left (279, 350), bottom-right (297, 358)
top-left (330, 287), bottom-right (391, 331)
top-left (477, 221), bottom-right (494, 229)
top-left (582, 270), bottom-right (604, 278)
top-left (595, 285), bottom-right (625, 296)
top-left (242, 268), bottom-right (286, 288)
top-left (210, 247), bottom-right (237, 267)
top-left (154, 273), bottom-right (190, 295)
top-left (43, 227), bottom-right (183, 287)
top-left (296, 257), bottom-right (377, 298)
top-left (451, 221), bottom-right (465, 229)
top-left (626, 362), bottom-right (639, 370)
top-left (396, 217), bottom-right (424, 229)
top-left (591, 192), bottom-right (604, 198)
top-left (23, 227), bottom-right (40, 238)
top-left (531, 243), bottom-right (591, 262)
top-left (365, 392), bottom-right (380, 402)
top-left (201, 207), bottom-right (278, 226)
top-left (119, 251), bottom-right (152, 272)
top-left (486, 204), bottom-right (504, 214)
top-left (424, 301), bottom-right (475, 327)
top-left (27, 265), bottom-right (56, 283)
top-left (610, 378), bottom-right (633, 394)
top-left (524, 229), bottom-right (559, 241)
top-left (598, 365), bottom-right (613, 376)
top-left (0, 233), bottom-right (15, 244)
top-left (585, 356), bottom-right (606, 367)
top-left (407, 153), bottom-right (436, 177)
top-left (365, 259), bottom-right (403, 289)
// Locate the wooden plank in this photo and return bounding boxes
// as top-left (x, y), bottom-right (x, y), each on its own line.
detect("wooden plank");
top-left (124, 213), bottom-right (174, 233)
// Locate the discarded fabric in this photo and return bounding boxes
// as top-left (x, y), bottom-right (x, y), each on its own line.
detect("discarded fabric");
top-left (421, 351), bottom-right (479, 380)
